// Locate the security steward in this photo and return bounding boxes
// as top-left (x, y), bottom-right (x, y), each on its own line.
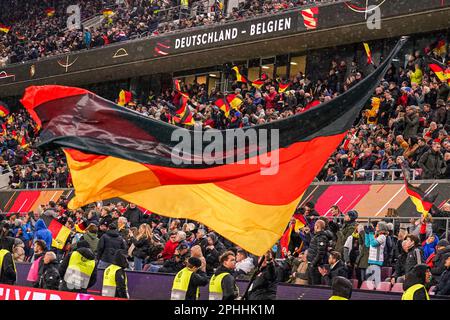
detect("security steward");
top-left (402, 264), bottom-right (431, 300)
top-left (329, 276), bottom-right (353, 300)
top-left (171, 257), bottom-right (208, 300)
top-left (59, 240), bottom-right (97, 293)
top-left (102, 250), bottom-right (129, 299)
top-left (0, 222), bottom-right (16, 285)
top-left (209, 251), bottom-right (239, 300)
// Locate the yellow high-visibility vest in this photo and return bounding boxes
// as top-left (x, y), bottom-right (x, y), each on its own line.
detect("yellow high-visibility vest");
top-left (329, 295), bottom-right (349, 300)
top-left (64, 251), bottom-right (95, 290)
top-left (401, 284), bottom-right (430, 300)
top-left (209, 272), bottom-right (230, 300)
top-left (0, 249), bottom-right (16, 275)
top-left (171, 267), bottom-right (199, 300)
top-left (102, 264), bottom-right (128, 298)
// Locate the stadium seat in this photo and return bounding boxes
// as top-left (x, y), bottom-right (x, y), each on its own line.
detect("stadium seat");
top-left (360, 281), bottom-right (375, 290)
top-left (375, 282), bottom-right (391, 292)
top-left (381, 267), bottom-right (392, 280)
top-left (352, 279), bottom-right (359, 289)
top-left (390, 283), bottom-right (404, 293)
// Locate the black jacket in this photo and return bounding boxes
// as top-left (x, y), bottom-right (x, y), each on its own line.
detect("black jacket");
top-left (185, 270), bottom-right (209, 300)
top-left (214, 265), bottom-right (238, 300)
top-left (0, 249), bottom-right (16, 285)
top-left (436, 267), bottom-right (450, 296)
top-left (248, 261), bottom-right (283, 300)
top-left (321, 260), bottom-right (348, 286)
top-left (158, 253), bottom-right (188, 274)
top-left (124, 207), bottom-right (145, 228)
top-left (392, 251), bottom-right (407, 279)
top-left (39, 260), bottom-right (61, 290)
top-left (430, 246), bottom-right (450, 281)
top-left (403, 264), bottom-right (430, 300)
top-left (405, 246), bottom-right (424, 275)
top-left (307, 230), bottom-right (328, 267)
top-left (131, 236), bottom-right (152, 259)
top-left (97, 230), bottom-right (127, 264)
top-left (59, 247), bottom-right (98, 292)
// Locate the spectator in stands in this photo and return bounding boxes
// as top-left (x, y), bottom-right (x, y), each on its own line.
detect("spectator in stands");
top-left (190, 245), bottom-right (206, 273)
top-left (33, 218), bottom-right (52, 250)
top-left (130, 223), bottom-right (153, 271)
top-left (436, 255), bottom-right (450, 296)
top-left (330, 205), bottom-right (344, 226)
top-left (418, 141), bottom-right (446, 179)
top-left (422, 233), bottom-right (439, 261)
top-left (248, 250), bottom-right (282, 300)
top-left (235, 249), bottom-right (255, 276)
top-left (38, 251), bottom-right (60, 290)
top-left (404, 234), bottom-right (424, 276)
top-left (430, 239), bottom-right (450, 283)
top-left (343, 224), bottom-right (361, 280)
top-left (98, 207), bottom-right (113, 238)
top-left (335, 210), bottom-right (358, 256)
top-left (306, 219), bottom-right (328, 285)
top-left (97, 222), bottom-right (127, 269)
top-left (124, 203), bottom-right (145, 228)
top-left (402, 264), bottom-right (431, 300)
top-left (80, 223), bottom-right (99, 255)
top-left (319, 251), bottom-right (348, 286)
top-left (366, 221), bottom-right (389, 284)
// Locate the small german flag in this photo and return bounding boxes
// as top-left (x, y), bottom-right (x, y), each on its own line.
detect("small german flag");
top-left (434, 39), bottom-right (447, 56)
top-left (278, 82), bottom-right (290, 93)
top-left (279, 213), bottom-right (306, 257)
top-left (364, 42), bottom-right (373, 65)
top-left (214, 97), bottom-right (231, 117)
top-left (118, 89), bottom-right (132, 106)
top-left (0, 101), bottom-right (10, 117)
top-left (45, 8), bottom-right (55, 17)
top-left (251, 78), bottom-right (265, 89)
top-left (75, 219), bottom-right (88, 233)
top-left (173, 79), bottom-right (189, 99)
top-left (232, 66), bottom-right (248, 83)
top-left (404, 181), bottom-right (435, 218)
top-left (226, 94), bottom-right (243, 110)
top-left (0, 23), bottom-right (11, 33)
top-left (41, 216), bottom-right (71, 249)
top-left (172, 92), bottom-right (195, 126)
top-left (429, 64), bottom-right (450, 85)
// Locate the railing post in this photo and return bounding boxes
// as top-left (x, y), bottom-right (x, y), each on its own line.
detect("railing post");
top-left (371, 171), bottom-right (375, 181)
top-left (446, 219), bottom-right (449, 241)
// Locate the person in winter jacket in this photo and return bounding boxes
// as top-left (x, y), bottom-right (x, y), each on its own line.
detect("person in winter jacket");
top-left (97, 223), bottom-right (127, 269)
top-left (404, 234), bottom-right (424, 276)
top-left (209, 251), bottom-right (239, 300)
top-left (429, 240), bottom-right (450, 282)
top-left (79, 224), bottom-right (99, 255)
top-left (422, 233), bottom-right (439, 261)
top-left (436, 255), bottom-right (450, 296)
top-left (355, 225), bottom-right (369, 287)
top-left (306, 220), bottom-right (328, 285)
top-left (319, 251), bottom-right (348, 286)
top-left (39, 251), bottom-right (60, 290)
top-left (130, 223), bottom-right (153, 271)
top-left (343, 224), bottom-right (361, 279)
top-left (365, 221), bottom-right (389, 284)
top-left (418, 142), bottom-right (446, 179)
top-left (0, 222), bottom-right (16, 285)
top-left (402, 264), bottom-right (431, 300)
top-left (34, 219), bottom-right (52, 250)
top-left (123, 203), bottom-right (146, 228)
top-left (59, 240), bottom-right (97, 293)
top-left (389, 240), bottom-right (408, 284)
top-left (248, 251), bottom-right (283, 300)
top-left (159, 243), bottom-right (190, 274)
top-left (329, 276), bottom-right (353, 300)
top-left (335, 210), bottom-right (358, 256)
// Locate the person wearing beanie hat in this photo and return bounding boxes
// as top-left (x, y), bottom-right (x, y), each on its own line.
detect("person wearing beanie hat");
top-left (402, 264), bottom-right (431, 300)
top-left (335, 210), bottom-right (358, 258)
top-left (365, 221), bottom-right (389, 285)
top-left (171, 256), bottom-right (208, 300)
top-left (329, 276), bottom-right (353, 300)
top-left (59, 237), bottom-right (98, 293)
top-left (435, 255), bottom-right (450, 296)
top-left (429, 239), bottom-right (450, 282)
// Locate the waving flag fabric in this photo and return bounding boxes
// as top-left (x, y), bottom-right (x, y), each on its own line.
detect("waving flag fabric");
top-left (363, 42), bottom-right (373, 65)
top-left (0, 101), bottom-right (10, 118)
top-left (21, 39), bottom-right (405, 255)
top-left (429, 63), bottom-right (450, 85)
top-left (0, 24), bottom-right (11, 33)
top-left (41, 216), bottom-right (71, 249)
top-left (301, 7), bottom-right (319, 30)
top-left (232, 66), bottom-right (248, 83)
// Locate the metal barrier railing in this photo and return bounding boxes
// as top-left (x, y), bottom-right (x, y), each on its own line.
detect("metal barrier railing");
top-left (350, 169), bottom-right (418, 181)
top-left (24, 180), bottom-right (58, 189)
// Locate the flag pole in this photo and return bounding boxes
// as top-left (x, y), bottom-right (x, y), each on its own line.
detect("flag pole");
top-left (240, 254), bottom-right (266, 300)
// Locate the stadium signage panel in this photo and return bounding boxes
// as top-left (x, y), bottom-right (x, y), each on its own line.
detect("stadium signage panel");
top-left (173, 17), bottom-right (293, 50)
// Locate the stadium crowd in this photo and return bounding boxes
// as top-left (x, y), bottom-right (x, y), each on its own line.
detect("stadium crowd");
top-left (1, 198), bottom-right (450, 299)
top-left (0, 0), bottom-right (333, 66)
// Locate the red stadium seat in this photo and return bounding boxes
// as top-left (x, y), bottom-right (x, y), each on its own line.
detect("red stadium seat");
top-left (375, 282), bottom-right (391, 292)
top-left (391, 283), bottom-right (404, 293)
top-left (360, 281), bottom-right (375, 290)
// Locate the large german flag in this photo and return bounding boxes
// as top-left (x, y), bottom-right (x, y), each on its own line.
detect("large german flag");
top-left (21, 39), bottom-right (405, 255)
top-left (404, 181), bottom-right (435, 218)
top-left (41, 215), bottom-right (71, 249)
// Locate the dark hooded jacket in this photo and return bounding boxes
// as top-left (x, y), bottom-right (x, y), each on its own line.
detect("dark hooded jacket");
top-left (402, 264), bottom-right (430, 300)
top-left (248, 261), bottom-right (284, 300)
top-left (34, 219), bottom-right (53, 250)
top-left (59, 247), bottom-right (98, 292)
top-left (123, 207), bottom-right (145, 228)
top-left (97, 230), bottom-right (127, 264)
top-left (436, 265), bottom-right (450, 296)
top-left (307, 230), bottom-right (328, 266)
top-left (39, 259), bottom-right (60, 290)
top-left (430, 245), bottom-right (450, 281)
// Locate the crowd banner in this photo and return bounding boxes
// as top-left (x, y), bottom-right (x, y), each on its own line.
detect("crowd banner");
top-left (0, 284), bottom-right (122, 300)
